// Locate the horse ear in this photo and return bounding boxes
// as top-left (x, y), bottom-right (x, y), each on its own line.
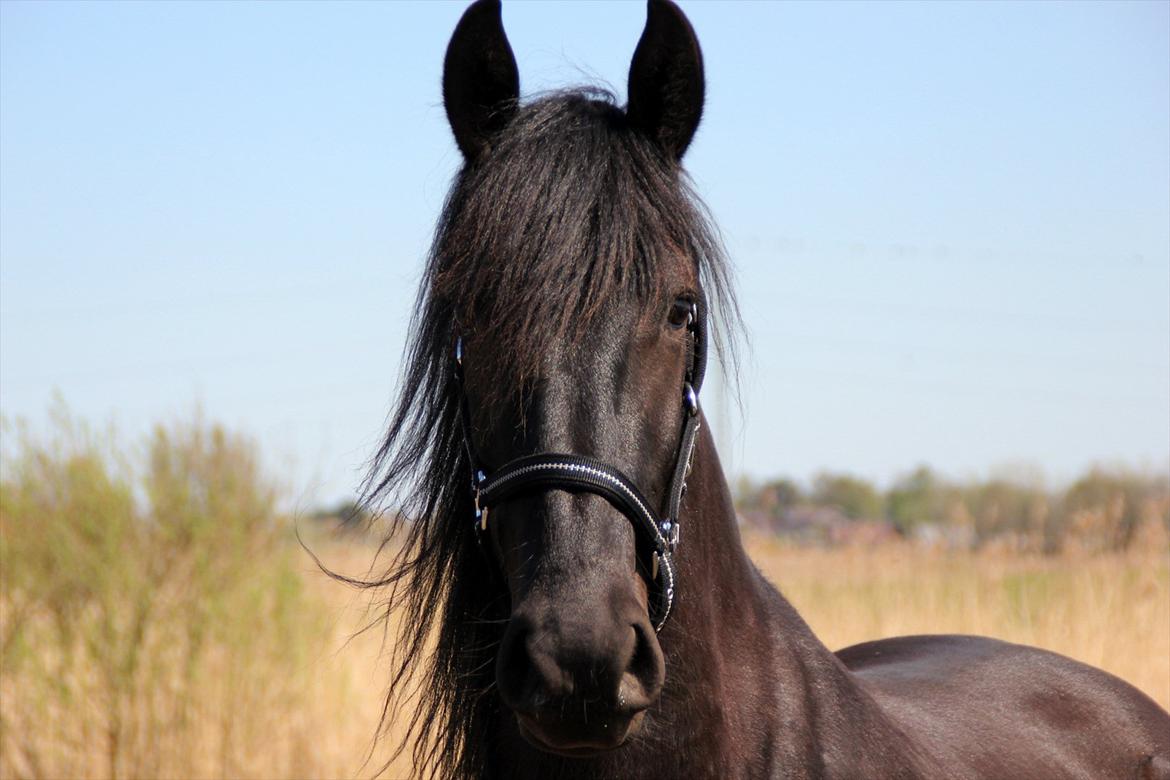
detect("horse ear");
top-left (443, 0), bottom-right (520, 163)
top-left (626, 0), bottom-right (705, 161)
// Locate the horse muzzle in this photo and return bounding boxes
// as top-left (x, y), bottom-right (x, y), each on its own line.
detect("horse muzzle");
top-left (496, 601), bottom-right (664, 755)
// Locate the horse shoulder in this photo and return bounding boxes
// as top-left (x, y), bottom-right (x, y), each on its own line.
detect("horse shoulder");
top-left (835, 634), bottom-right (1170, 779)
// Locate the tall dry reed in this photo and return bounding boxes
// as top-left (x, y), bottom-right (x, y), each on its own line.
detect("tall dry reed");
top-left (746, 533), bottom-right (1170, 710)
top-left (0, 408), bottom-right (369, 779)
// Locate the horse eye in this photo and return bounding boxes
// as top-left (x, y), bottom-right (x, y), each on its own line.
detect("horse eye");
top-left (667, 297), bottom-right (692, 330)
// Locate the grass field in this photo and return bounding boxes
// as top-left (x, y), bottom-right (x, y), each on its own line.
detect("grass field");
top-left (745, 535), bottom-right (1170, 712)
top-left (5, 413), bottom-right (1166, 778)
top-left (278, 533), bottom-right (1170, 779)
top-left (3, 533), bottom-right (1167, 779)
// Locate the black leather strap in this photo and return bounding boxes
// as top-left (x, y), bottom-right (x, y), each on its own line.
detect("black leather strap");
top-left (478, 453), bottom-right (675, 628)
top-left (665, 411), bottom-right (701, 548)
top-left (688, 296), bottom-right (708, 394)
top-left (480, 454), bottom-right (665, 547)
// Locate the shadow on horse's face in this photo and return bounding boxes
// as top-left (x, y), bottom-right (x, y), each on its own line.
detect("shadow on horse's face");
top-left (459, 284), bottom-right (697, 755)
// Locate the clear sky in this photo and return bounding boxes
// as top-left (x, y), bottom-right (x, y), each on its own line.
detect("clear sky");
top-left (2, 0), bottom-right (1167, 508)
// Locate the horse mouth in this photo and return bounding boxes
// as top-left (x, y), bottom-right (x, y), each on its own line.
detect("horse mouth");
top-left (515, 710), bottom-right (645, 757)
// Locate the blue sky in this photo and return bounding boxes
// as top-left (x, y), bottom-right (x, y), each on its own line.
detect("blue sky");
top-left (2, 0), bottom-right (1167, 507)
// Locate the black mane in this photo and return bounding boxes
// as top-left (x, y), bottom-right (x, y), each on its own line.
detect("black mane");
top-left (355, 89), bottom-right (738, 778)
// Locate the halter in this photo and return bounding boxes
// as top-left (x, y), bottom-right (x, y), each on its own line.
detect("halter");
top-left (453, 298), bottom-right (707, 631)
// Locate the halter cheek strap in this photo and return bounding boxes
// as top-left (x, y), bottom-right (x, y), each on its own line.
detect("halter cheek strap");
top-left (454, 298), bottom-right (706, 632)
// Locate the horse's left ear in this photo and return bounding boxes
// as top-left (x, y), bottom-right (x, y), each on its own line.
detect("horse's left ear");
top-left (443, 0), bottom-right (520, 163)
top-left (627, 0), bottom-right (705, 161)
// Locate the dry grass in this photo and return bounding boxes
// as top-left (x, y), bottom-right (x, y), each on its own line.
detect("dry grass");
top-left (5, 410), bottom-right (1163, 778)
top-left (0, 411), bottom-right (402, 780)
top-left (4, 535), bottom-right (1166, 779)
top-left (746, 533), bottom-right (1170, 711)
top-left (306, 532), bottom-right (1169, 778)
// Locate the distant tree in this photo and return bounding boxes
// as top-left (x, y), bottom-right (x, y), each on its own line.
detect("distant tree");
top-left (1061, 468), bottom-right (1156, 552)
top-left (963, 479), bottom-right (1046, 550)
top-left (759, 478), bottom-right (803, 516)
top-left (733, 475), bottom-right (762, 511)
top-left (810, 472), bottom-right (881, 520)
top-left (884, 467), bottom-right (940, 533)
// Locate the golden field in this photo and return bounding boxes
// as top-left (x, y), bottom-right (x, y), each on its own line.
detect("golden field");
top-left (4, 535), bottom-right (1166, 780)
top-left (2, 415), bottom-right (1166, 779)
top-left (746, 535), bottom-right (1170, 713)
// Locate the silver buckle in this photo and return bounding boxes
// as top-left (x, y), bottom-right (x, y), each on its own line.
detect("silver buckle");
top-left (474, 488), bottom-right (488, 532)
top-left (661, 519), bottom-right (680, 552)
top-left (683, 383), bottom-right (698, 416)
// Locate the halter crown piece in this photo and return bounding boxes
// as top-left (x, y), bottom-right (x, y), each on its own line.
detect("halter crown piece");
top-left (452, 297), bottom-right (708, 631)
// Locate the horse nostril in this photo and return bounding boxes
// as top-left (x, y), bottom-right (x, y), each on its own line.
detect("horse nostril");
top-left (496, 608), bottom-right (665, 720)
top-left (496, 615), bottom-right (537, 712)
top-left (621, 621), bottom-right (666, 711)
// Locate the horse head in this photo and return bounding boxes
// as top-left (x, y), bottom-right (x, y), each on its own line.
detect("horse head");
top-left (440, 0), bottom-right (709, 755)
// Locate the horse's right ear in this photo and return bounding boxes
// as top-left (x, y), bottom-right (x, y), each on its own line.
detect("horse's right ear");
top-left (443, 0), bottom-right (520, 163)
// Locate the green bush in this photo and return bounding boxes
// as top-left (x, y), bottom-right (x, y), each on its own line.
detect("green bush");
top-left (0, 405), bottom-right (327, 780)
top-left (810, 471), bottom-right (883, 521)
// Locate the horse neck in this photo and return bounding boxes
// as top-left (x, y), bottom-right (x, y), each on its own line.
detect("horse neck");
top-left (651, 426), bottom-right (898, 770)
top-left (483, 425), bottom-right (926, 778)
top-left (666, 423), bottom-right (830, 668)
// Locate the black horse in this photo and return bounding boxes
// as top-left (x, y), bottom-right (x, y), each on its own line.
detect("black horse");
top-left (359, 1), bottom-right (1170, 776)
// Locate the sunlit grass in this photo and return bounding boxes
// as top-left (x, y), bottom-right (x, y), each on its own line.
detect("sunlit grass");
top-left (1, 408), bottom-right (1165, 778)
top-left (0, 409), bottom-right (380, 779)
top-left (746, 532), bottom-right (1170, 711)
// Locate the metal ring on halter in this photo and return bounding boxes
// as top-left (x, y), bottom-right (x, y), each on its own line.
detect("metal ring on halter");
top-left (661, 519), bottom-right (680, 552)
top-left (683, 383), bottom-right (698, 417)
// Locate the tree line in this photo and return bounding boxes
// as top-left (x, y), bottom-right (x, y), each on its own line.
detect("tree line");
top-left (734, 465), bottom-right (1169, 553)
